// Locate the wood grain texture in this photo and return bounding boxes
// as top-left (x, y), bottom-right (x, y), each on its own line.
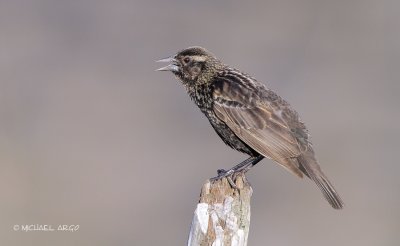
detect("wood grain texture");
top-left (188, 174), bottom-right (252, 246)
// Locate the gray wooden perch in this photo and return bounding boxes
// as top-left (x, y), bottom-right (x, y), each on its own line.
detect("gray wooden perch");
top-left (187, 174), bottom-right (253, 246)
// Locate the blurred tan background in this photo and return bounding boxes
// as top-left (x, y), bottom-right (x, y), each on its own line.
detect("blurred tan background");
top-left (1, 0), bottom-right (399, 245)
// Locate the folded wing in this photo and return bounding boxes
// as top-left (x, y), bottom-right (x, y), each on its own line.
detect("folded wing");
top-left (212, 77), bottom-right (307, 177)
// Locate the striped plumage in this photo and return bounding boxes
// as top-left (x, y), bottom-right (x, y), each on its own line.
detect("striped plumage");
top-left (157, 46), bottom-right (344, 209)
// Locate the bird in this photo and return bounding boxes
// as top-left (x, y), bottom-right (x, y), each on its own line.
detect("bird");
top-left (156, 46), bottom-right (344, 209)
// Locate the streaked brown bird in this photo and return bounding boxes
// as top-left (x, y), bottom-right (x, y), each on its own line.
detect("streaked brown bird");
top-left (157, 46), bottom-right (344, 209)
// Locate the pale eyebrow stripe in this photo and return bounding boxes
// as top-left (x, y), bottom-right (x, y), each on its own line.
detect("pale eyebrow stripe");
top-left (191, 55), bottom-right (207, 62)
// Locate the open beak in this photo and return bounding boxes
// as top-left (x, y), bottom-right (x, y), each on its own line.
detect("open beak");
top-left (156, 56), bottom-right (179, 72)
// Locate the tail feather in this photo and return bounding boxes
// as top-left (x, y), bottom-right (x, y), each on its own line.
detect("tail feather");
top-left (298, 152), bottom-right (344, 209)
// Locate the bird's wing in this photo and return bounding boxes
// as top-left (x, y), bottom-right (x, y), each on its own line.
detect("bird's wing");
top-left (212, 77), bottom-right (306, 177)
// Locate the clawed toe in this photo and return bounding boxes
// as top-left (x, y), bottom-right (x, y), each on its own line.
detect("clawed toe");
top-left (210, 169), bottom-right (239, 189)
top-left (211, 169), bottom-right (234, 180)
top-left (210, 156), bottom-right (264, 188)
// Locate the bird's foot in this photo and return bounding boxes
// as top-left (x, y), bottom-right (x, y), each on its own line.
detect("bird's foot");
top-left (210, 169), bottom-right (239, 189)
top-left (210, 156), bottom-right (263, 189)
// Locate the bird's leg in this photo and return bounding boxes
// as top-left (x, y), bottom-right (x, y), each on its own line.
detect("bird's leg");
top-left (211, 155), bottom-right (264, 183)
top-left (234, 155), bottom-right (264, 173)
top-left (213, 157), bottom-right (256, 179)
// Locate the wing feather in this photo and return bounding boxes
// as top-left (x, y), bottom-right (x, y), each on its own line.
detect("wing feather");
top-left (213, 77), bottom-right (306, 177)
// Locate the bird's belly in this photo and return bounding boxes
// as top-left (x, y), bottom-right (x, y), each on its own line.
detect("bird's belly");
top-left (205, 111), bottom-right (257, 156)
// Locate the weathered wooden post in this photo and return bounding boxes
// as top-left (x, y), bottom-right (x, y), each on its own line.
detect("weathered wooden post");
top-left (188, 174), bottom-right (253, 246)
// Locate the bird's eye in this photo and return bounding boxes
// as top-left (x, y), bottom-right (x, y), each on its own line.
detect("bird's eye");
top-left (183, 57), bottom-right (191, 63)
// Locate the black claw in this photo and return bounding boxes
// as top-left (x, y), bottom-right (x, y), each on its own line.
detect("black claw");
top-left (210, 155), bottom-right (263, 186)
top-left (217, 169), bottom-right (226, 175)
top-left (211, 169), bottom-right (232, 181)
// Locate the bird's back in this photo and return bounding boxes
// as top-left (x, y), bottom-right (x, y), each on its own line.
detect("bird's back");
top-left (210, 68), bottom-right (344, 209)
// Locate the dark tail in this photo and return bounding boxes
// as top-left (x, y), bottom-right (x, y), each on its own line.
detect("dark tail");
top-left (298, 151), bottom-right (344, 209)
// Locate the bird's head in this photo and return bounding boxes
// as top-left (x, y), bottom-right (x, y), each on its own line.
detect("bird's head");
top-left (157, 46), bottom-right (223, 85)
